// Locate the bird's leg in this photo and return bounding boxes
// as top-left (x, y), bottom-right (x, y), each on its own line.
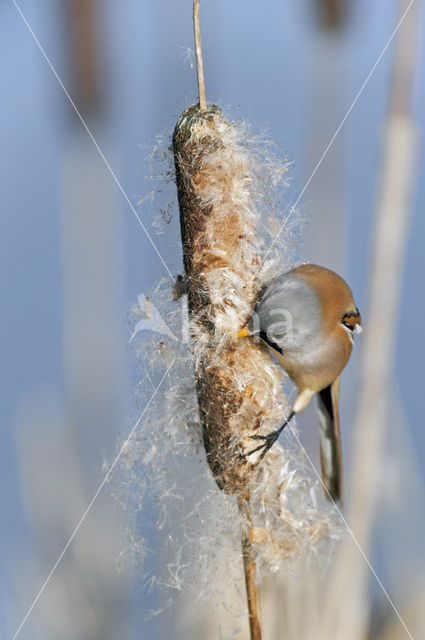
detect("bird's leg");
top-left (245, 410), bottom-right (296, 461)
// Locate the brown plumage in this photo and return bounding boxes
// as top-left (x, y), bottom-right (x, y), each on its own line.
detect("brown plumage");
top-left (238, 264), bottom-right (362, 504)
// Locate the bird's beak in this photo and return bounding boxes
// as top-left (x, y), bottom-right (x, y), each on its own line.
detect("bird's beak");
top-left (237, 326), bottom-right (252, 338)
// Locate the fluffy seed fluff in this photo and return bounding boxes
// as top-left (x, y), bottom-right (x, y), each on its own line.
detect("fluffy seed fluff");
top-left (114, 105), bottom-right (343, 616)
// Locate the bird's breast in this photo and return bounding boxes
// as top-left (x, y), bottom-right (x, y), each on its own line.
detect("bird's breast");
top-left (271, 328), bottom-right (352, 393)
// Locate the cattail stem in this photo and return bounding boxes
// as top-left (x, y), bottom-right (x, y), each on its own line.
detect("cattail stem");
top-left (193, 0), bottom-right (207, 111)
top-left (238, 494), bottom-right (263, 640)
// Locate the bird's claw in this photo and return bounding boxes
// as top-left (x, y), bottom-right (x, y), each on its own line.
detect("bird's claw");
top-left (245, 430), bottom-right (280, 461)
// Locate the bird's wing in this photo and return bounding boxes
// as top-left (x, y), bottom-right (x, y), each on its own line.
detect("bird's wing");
top-left (317, 377), bottom-right (343, 505)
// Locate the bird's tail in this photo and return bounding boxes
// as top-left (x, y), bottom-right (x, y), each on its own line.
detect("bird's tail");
top-left (317, 377), bottom-right (343, 506)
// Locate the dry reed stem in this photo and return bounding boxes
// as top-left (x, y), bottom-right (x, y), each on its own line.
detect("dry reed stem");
top-left (193, 0), bottom-right (207, 111)
top-left (239, 494), bottom-right (262, 640)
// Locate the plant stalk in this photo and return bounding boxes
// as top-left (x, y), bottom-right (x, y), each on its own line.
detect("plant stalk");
top-left (193, 0), bottom-right (207, 111)
top-left (238, 495), bottom-right (262, 640)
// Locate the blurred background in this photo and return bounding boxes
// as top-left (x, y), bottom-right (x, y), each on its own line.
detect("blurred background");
top-left (1, 1), bottom-right (424, 638)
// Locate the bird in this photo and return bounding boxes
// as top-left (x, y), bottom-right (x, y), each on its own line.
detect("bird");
top-left (238, 263), bottom-right (362, 503)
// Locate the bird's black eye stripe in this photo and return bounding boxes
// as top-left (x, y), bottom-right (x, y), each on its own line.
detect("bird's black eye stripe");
top-left (259, 331), bottom-right (283, 354)
top-left (341, 308), bottom-right (361, 332)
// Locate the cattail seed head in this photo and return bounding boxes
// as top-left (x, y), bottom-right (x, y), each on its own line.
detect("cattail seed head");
top-left (117, 106), bottom-right (342, 609)
top-left (173, 104), bottom-right (288, 493)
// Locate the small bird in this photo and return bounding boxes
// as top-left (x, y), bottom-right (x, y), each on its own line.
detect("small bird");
top-left (238, 263), bottom-right (362, 503)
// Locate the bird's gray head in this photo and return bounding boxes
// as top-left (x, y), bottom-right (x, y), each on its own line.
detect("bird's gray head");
top-left (247, 271), bottom-right (321, 353)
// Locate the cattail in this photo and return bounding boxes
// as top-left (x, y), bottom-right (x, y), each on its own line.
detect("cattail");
top-left (119, 103), bottom-right (342, 638)
top-left (173, 103), bottom-right (287, 494)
